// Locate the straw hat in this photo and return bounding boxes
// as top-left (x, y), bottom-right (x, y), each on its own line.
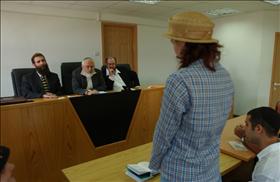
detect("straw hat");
top-left (165, 12), bottom-right (218, 43)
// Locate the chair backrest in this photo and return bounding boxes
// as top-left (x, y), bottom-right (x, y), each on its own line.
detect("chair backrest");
top-left (61, 62), bottom-right (81, 94)
top-left (130, 70), bottom-right (140, 87)
top-left (11, 68), bottom-right (35, 96)
top-left (116, 64), bottom-right (131, 71)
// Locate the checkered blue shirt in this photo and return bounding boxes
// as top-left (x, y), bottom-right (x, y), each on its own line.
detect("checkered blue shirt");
top-left (149, 59), bottom-right (234, 182)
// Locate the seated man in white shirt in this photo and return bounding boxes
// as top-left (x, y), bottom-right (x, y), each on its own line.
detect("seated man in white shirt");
top-left (102, 57), bottom-right (131, 91)
top-left (235, 107), bottom-right (280, 182)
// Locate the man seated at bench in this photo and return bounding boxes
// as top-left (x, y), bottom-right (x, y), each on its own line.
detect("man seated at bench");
top-left (234, 107), bottom-right (280, 181)
top-left (22, 52), bottom-right (62, 99)
top-left (102, 57), bottom-right (131, 91)
top-left (72, 57), bottom-right (106, 95)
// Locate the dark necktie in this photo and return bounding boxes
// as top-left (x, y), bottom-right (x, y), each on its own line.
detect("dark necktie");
top-left (41, 75), bottom-right (50, 92)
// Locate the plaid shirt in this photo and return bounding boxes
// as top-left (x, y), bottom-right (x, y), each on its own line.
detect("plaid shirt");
top-left (149, 59), bottom-right (234, 182)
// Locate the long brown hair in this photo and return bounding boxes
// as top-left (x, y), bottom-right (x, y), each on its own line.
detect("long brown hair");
top-left (179, 42), bottom-right (223, 71)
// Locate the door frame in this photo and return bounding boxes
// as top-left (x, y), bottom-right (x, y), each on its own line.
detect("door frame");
top-left (101, 21), bottom-right (138, 72)
top-left (269, 32), bottom-right (280, 107)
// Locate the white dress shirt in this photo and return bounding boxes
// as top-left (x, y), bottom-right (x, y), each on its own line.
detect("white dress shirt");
top-left (252, 142), bottom-right (280, 182)
top-left (106, 68), bottom-right (126, 91)
top-left (36, 71), bottom-right (43, 78)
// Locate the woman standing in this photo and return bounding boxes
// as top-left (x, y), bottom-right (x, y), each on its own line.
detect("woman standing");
top-left (149, 12), bottom-right (234, 182)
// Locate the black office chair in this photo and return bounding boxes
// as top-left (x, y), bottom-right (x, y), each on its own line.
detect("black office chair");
top-left (117, 64), bottom-right (131, 72)
top-left (116, 65), bottom-right (140, 87)
top-left (130, 70), bottom-right (140, 87)
top-left (61, 62), bottom-right (81, 94)
top-left (11, 68), bottom-right (35, 96)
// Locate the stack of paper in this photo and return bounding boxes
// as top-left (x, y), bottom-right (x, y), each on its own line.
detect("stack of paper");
top-left (125, 161), bottom-right (158, 182)
top-left (228, 141), bottom-right (248, 151)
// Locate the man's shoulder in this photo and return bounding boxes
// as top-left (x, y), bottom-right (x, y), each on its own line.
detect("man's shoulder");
top-left (49, 71), bottom-right (58, 75)
top-left (94, 68), bottom-right (102, 74)
top-left (256, 146), bottom-right (280, 175)
top-left (118, 69), bottom-right (130, 79)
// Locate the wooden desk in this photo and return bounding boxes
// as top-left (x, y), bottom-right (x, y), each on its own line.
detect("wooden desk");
top-left (0, 87), bottom-right (164, 181)
top-left (63, 142), bottom-right (241, 182)
top-left (220, 115), bottom-right (255, 161)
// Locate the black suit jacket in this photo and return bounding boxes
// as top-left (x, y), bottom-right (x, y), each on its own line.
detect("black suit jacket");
top-left (101, 67), bottom-right (131, 91)
top-left (22, 70), bottom-right (63, 99)
top-left (72, 67), bottom-right (106, 95)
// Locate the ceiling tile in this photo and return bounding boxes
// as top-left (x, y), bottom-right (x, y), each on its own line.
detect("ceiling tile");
top-left (156, 1), bottom-right (202, 8)
top-left (73, 1), bottom-right (119, 8)
top-left (3, 1), bottom-right (279, 21)
top-left (31, 1), bottom-right (75, 8)
top-left (102, 8), bottom-right (135, 15)
top-left (67, 4), bottom-right (100, 12)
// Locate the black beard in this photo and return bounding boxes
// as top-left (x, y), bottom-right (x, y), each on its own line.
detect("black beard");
top-left (36, 64), bottom-right (51, 76)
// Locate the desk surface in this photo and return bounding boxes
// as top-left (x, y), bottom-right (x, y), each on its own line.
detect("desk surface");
top-left (220, 115), bottom-right (255, 162)
top-left (63, 143), bottom-right (241, 182)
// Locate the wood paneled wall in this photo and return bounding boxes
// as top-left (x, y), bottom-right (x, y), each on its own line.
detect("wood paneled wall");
top-left (0, 87), bottom-right (164, 181)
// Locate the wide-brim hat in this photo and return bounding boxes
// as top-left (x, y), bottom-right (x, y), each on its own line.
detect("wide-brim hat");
top-left (165, 12), bottom-right (218, 43)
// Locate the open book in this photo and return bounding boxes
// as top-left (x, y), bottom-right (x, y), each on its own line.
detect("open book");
top-left (125, 161), bottom-right (159, 182)
top-left (228, 141), bottom-right (248, 151)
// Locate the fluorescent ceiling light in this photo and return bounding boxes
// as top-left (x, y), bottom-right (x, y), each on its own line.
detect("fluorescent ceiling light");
top-left (264, 0), bottom-right (280, 5)
top-left (129, 0), bottom-right (160, 5)
top-left (206, 8), bottom-right (240, 16)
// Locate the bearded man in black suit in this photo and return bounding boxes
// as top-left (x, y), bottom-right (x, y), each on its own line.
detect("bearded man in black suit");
top-left (22, 53), bottom-right (62, 99)
top-left (102, 57), bottom-right (132, 91)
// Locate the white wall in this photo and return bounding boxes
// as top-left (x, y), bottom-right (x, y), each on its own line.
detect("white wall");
top-left (138, 25), bottom-right (177, 86)
top-left (1, 5), bottom-right (174, 97)
top-left (279, 6), bottom-right (280, 31)
top-left (214, 10), bottom-right (279, 115)
top-left (258, 11), bottom-right (279, 107)
top-left (1, 4), bottom-right (279, 115)
top-left (1, 11), bottom-right (102, 96)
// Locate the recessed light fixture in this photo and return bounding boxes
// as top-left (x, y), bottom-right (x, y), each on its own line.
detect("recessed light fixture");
top-left (264, 0), bottom-right (280, 5)
top-left (129, 0), bottom-right (160, 5)
top-left (206, 8), bottom-right (240, 17)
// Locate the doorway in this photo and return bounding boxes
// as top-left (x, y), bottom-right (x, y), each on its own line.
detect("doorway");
top-left (102, 22), bottom-right (138, 71)
top-left (269, 32), bottom-right (280, 108)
